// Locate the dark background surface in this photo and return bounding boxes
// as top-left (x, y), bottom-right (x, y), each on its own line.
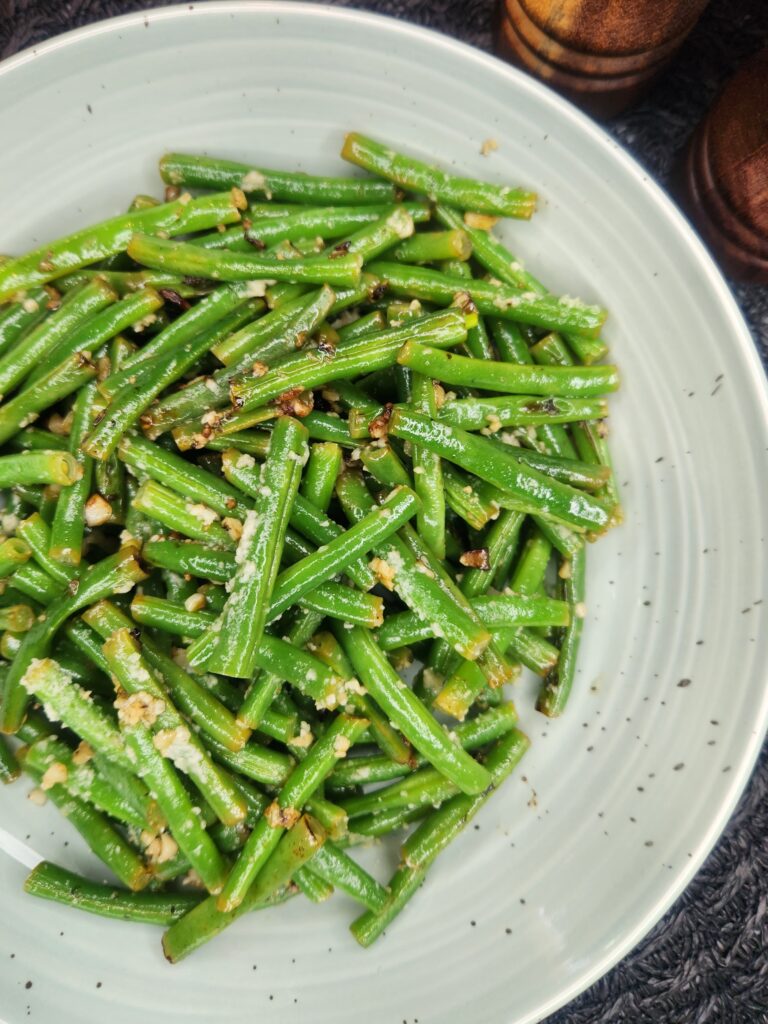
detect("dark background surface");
top-left (2, 1), bottom-right (768, 1021)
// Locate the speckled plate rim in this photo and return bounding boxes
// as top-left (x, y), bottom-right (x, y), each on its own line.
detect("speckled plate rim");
top-left (1, 4), bottom-right (767, 1021)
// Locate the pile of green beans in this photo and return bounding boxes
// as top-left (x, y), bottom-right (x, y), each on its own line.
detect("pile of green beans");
top-left (0, 132), bottom-right (620, 960)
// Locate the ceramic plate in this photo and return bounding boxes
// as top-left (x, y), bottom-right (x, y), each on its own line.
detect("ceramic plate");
top-left (1, 5), bottom-right (766, 1023)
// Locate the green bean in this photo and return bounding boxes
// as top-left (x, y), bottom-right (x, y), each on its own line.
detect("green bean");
top-left (18, 656), bottom-right (131, 765)
top-left (140, 538), bottom-right (383, 627)
top-left (0, 451), bottom-right (82, 488)
top-left (398, 342), bottom-right (618, 397)
top-left (308, 844), bottom-right (387, 912)
top-left (226, 308), bottom-right (469, 421)
top-left (220, 447), bottom-right (374, 591)
top-left (537, 544), bottom-right (586, 716)
top-left (0, 733), bottom-right (20, 782)
top-left (359, 444), bottom-right (412, 489)
top-left (374, 592), bottom-right (567, 650)
top-left (128, 234), bottom-right (362, 289)
top-left (334, 623), bottom-right (491, 796)
top-left (0, 605), bottom-right (35, 632)
top-left (161, 841), bottom-right (298, 964)
top-left (186, 416), bottom-right (307, 677)
top-left (21, 735), bottom-right (149, 829)
top-left (351, 728), bottom-right (529, 945)
top-left (195, 203), bottom-right (428, 254)
top-left (410, 371), bottom-right (446, 559)
top-left (392, 229), bottom-right (472, 264)
top-left (301, 442), bottom-right (343, 512)
top-left (217, 714), bottom-right (366, 911)
top-left (119, 434), bottom-right (249, 519)
top-left (388, 409), bottom-right (611, 533)
top-left (21, 762), bottom-right (152, 891)
top-left (0, 352), bottom-right (98, 447)
top-left (99, 285), bottom-right (263, 398)
top-left (6, 562), bottom-right (65, 604)
top-left (0, 538), bottom-right (31, 579)
top-left (203, 732), bottom-right (293, 788)
top-left (341, 763), bottom-right (459, 820)
top-left (131, 480), bottom-right (235, 547)
top-left (295, 865), bottom-right (333, 902)
top-left (304, 796), bottom-right (348, 842)
top-left (335, 468), bottom-right (491, 660)
top-left (160, 152), bottom-right (398, 204)
top-left (27, 288), bottom-right (163, 389)
top-left (0, 287), bottom-right (51, 357)
top-left (89, 619), bottom-right (248, 828)
top-left (0, 280), bottom-right (116, 398)
top-left (440, 462), bottom-right (499, 530)
top-left (24, 861), bottom-right (203, 924)
top-left (368, 261), bottom-right (607, 337)
top-left (329, 703), bottom-right (517, 788)
top-left (213, 285), bottom-right (333, 366)
top-left (438, 393), bottom-right (609, 431)
top-left (118, 719), bottom-right (229, 894)
top-left (0, 193), bottom-right (243, 299)
top-left (49, 383), bottom-right (97, 565)
top-left (341, 133), bottom-right (536, 219)
top-left (336, 310), bottom-right (386, 341)
top-left (4, 427), bottom-right (69, 453)
top-left (308, 630), bottom-right (414, 766)
top-left (82, 304), bottom-right (258, 461)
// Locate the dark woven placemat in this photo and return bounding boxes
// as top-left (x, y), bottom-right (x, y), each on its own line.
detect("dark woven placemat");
top-left (2, 1), bottom-right (767, 1020)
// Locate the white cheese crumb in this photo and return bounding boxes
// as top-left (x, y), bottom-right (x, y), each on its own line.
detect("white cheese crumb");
top-left (236, 452), bottom-right (256, 469)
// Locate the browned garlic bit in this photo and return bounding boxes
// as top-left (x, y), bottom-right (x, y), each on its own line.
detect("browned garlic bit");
top-left (264, 801), bottom-right (300, 829)
top-left (84, 494), bottom-right (113, 527)
top-left (459, 548), bottom-right (491, 571)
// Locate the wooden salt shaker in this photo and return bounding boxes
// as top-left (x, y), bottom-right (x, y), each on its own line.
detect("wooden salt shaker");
top-left (496, 0), bottom-right (710, 116)
top-left (678, 48), bottom-right (768, 284)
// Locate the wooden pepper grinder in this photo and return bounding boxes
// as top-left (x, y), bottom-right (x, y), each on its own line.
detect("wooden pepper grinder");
top-left (678, 48), bottom-right (768, 284)
top-left (496, 0), bottom-right (710, 117)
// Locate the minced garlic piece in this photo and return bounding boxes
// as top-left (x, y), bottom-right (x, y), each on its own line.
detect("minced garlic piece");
top-left (464, 211), bottom-right (499, 230)
top-left (264, 801), bottom-right (300, 829)
top-left (480, 138), bottom-right (498, 157)
top-left (186, 502), bottom-right (219, 527)
top-left (115, 690), bottom-right (166, 727)
top-left (184, 592), bottom-right (207, 613)
top-left (333, 735), bottom-right (351, 758)
top-left (153, 725), bottom-right (203, 773)
top-left (370, 556), bottom-right (396, 591)
top-left (142, 830), bottom-right (179, 864)
top-left (72, 741), bottom-right (94, 766)
top-left (40, 761), bottom-right (68, 790)
top-left (84, 494), bottom-right (112, 526)
top-left (289, 721), bottom-right (313, 748)
top-left (222, 516), bottom-right (243, 542)
top-left (27, 787), bottom-right (48, 806)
